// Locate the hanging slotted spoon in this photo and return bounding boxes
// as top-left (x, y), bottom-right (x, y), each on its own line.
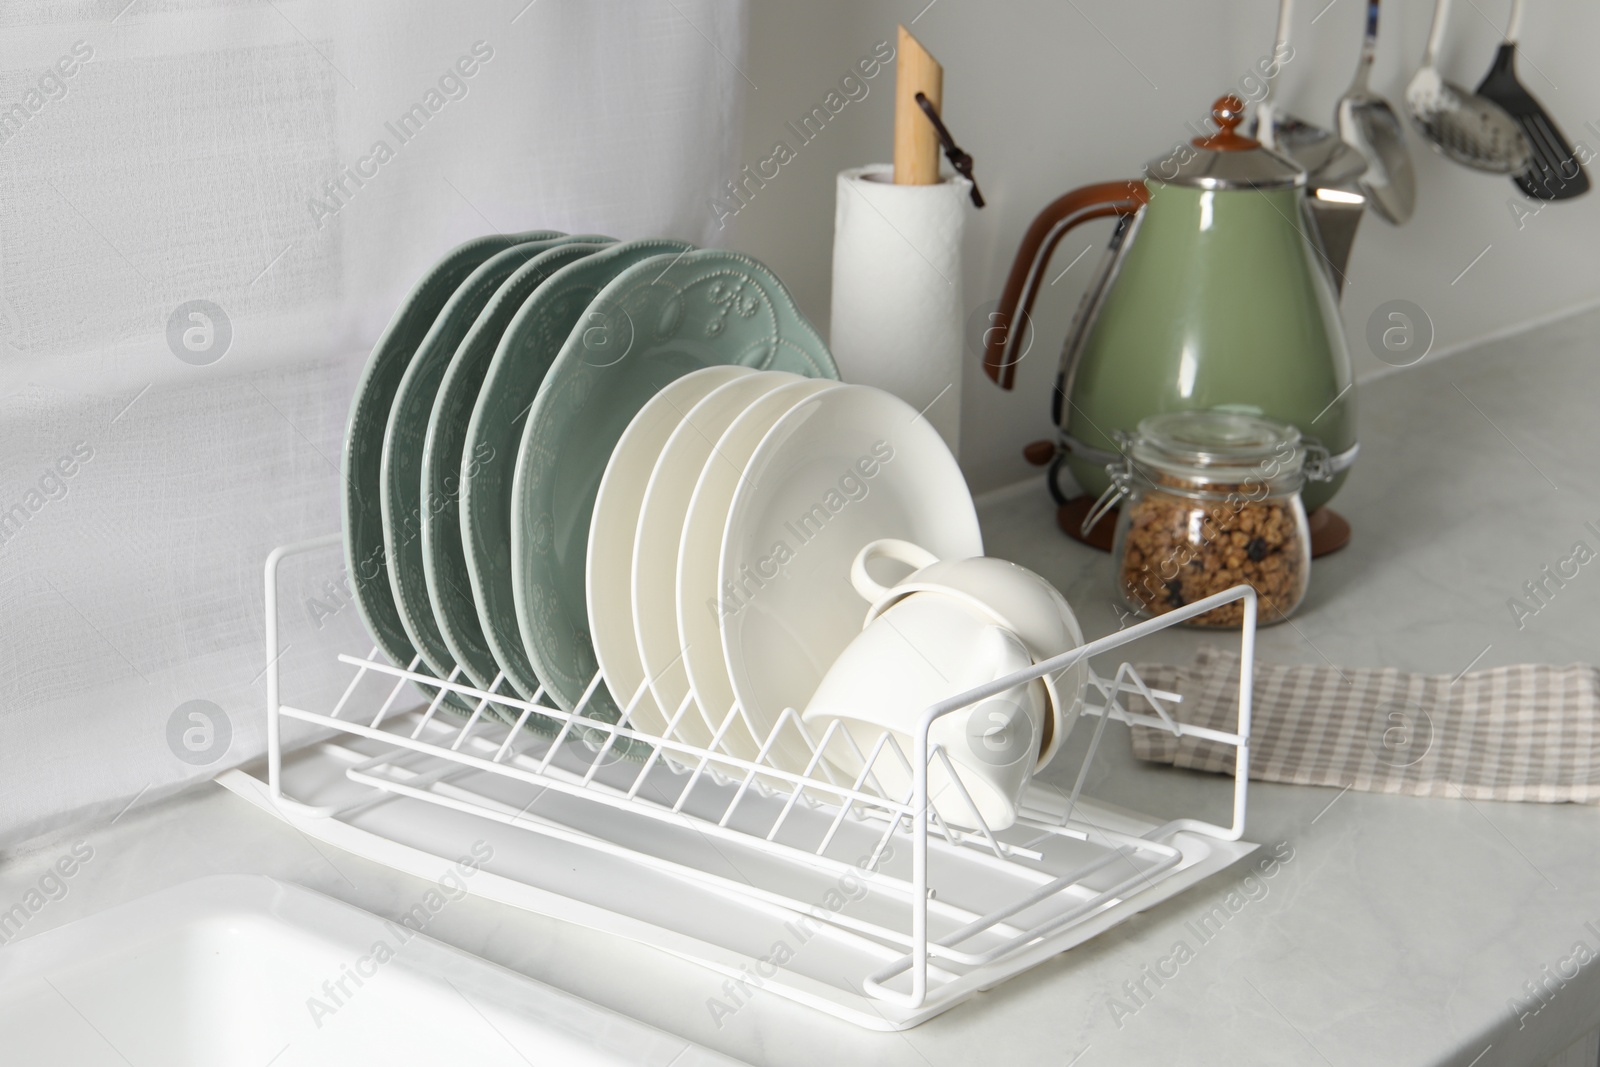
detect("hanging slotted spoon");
top-left (1335, 0), bottom-right (1416, 224)
top-left (1406, 0), bottom-right (1530, 173)
top-left (1475, 0), bottom-right (1589, 200)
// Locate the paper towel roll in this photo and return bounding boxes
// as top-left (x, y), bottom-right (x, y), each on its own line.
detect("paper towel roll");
top-left (831, 164), bottom-right (969, 457)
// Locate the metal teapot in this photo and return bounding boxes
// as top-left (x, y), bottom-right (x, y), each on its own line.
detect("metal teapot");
top-left (985, 95), bottom-right (1363, 522)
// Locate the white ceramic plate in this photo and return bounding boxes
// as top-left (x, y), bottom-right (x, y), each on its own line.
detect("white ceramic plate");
top-left (718, 385), bottom-right (983, 773)
top-left (586, 365), bottom-right (755, 741)
top-left (677, 377), bottom-right (843, 760)
top-left (632, 371), bottom-right (802, 745)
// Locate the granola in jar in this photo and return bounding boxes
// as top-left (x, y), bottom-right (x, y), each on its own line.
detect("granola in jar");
top-left (1086, 412), bottom-right (1317, 628)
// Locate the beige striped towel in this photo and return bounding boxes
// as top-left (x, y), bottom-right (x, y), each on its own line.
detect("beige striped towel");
top-left (1128, 648), bottom-right (1600, 803)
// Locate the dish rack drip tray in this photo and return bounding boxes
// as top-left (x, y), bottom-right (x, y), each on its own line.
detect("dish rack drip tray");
top-left (233, 534), bottom-right (1258, 1030)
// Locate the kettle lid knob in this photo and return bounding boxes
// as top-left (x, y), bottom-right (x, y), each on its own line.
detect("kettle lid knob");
top-left (1192, 95), bottom-right (1259, 152)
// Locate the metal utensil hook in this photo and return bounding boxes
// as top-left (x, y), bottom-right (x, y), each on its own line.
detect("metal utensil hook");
top-left (914, 91), bottom-right (985, 207)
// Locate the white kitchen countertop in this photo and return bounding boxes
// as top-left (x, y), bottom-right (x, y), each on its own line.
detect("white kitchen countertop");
top-left (4, 306), bottom-right (1600, 1066)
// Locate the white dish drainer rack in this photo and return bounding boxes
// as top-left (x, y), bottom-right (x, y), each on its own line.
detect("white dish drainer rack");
top-left (250, 534), bottom-right (1256, 1030)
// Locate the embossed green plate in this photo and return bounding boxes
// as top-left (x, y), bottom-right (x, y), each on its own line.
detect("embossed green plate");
top-left (421, 237), bottom-right (613, 698)
top-left (510, 249), bottom-right (839, 722)
top-left (342, 230), bottom-right (557, 694)
top-left (382, 236), bottom-right (590, 707)
top-left (461, 238), bottom-right (695, 709)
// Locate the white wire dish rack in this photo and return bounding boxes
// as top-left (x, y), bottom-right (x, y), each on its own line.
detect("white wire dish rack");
top-left (235, 533), bottom-right (1258, 1031)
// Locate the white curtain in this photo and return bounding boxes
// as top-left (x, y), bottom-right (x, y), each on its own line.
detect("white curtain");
top-left (0, 0), bottom-right (748, 845)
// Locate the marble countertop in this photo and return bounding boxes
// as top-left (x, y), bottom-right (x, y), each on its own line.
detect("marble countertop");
top-left (5, 307), bottom-right (1600, 1066)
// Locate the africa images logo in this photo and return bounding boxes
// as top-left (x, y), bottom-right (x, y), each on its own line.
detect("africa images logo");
top-left (708, 440), bottom-right (894, 621)
top-left (706, 39), bottom-right (895, 230)
top-left (305, 41), bottom-right (495, 229)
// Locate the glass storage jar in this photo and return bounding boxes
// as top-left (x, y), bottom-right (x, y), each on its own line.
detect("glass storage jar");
top-left (1084, 411), bottom-right (1318, 628)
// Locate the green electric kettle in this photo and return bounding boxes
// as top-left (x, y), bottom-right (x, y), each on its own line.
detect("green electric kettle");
top-left (985, 95), bottom-right (1363, 544)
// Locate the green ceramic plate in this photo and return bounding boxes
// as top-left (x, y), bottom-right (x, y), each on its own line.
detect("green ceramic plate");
top-left (342, 230), bottom-right (558, 694)
top-left (382, 236), bottom-right (580, 703)
top-left (510, 249), bottom-right (839, 723)
top-left (421, 237), bottom-right (613, 697)
top-left (461, 238), bottom-right (695, 708)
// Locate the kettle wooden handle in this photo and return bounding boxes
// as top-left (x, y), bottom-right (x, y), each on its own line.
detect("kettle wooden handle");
top-left (984, 180), bottom-right (1149, 390)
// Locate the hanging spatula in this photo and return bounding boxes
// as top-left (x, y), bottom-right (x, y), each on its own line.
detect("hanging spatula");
top-left (1336, 0), bottom-right (1416, 224)
top-left (1475, 0), bottom-right (1589, 200)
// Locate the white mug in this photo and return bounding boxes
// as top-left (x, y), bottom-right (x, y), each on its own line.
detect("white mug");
top-left (850, 539), bottom-right (1088, 769)
top-left (800, 590), bottom-right (1047, 831)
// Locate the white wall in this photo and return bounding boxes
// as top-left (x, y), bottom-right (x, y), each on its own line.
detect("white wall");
top-left (726, 0), bottom-right (1600, 493)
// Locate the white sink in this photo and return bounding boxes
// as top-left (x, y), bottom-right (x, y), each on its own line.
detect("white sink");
top-left (0, 875), bottom-right (744, 1066)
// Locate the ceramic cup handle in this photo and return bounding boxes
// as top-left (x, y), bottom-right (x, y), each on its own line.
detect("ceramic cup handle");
top-left (850, 538), bottom-right (941, 603)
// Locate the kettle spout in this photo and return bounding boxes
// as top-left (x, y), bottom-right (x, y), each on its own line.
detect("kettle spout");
top-left (1305, 185), bottom-right (1364, 298)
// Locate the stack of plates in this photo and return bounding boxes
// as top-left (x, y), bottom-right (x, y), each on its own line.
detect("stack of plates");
top-left (341, 230), bottom-right (981, 769)
top-left (593, 367), bottom-right (984, 771)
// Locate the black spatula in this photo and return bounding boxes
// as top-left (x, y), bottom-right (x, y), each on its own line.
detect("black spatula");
top-left (1475, 0), bottom-right (1589, 200)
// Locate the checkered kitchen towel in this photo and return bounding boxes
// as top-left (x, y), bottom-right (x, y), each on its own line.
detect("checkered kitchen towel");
top-left (1128, 648), bottom-right (1600, 803)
